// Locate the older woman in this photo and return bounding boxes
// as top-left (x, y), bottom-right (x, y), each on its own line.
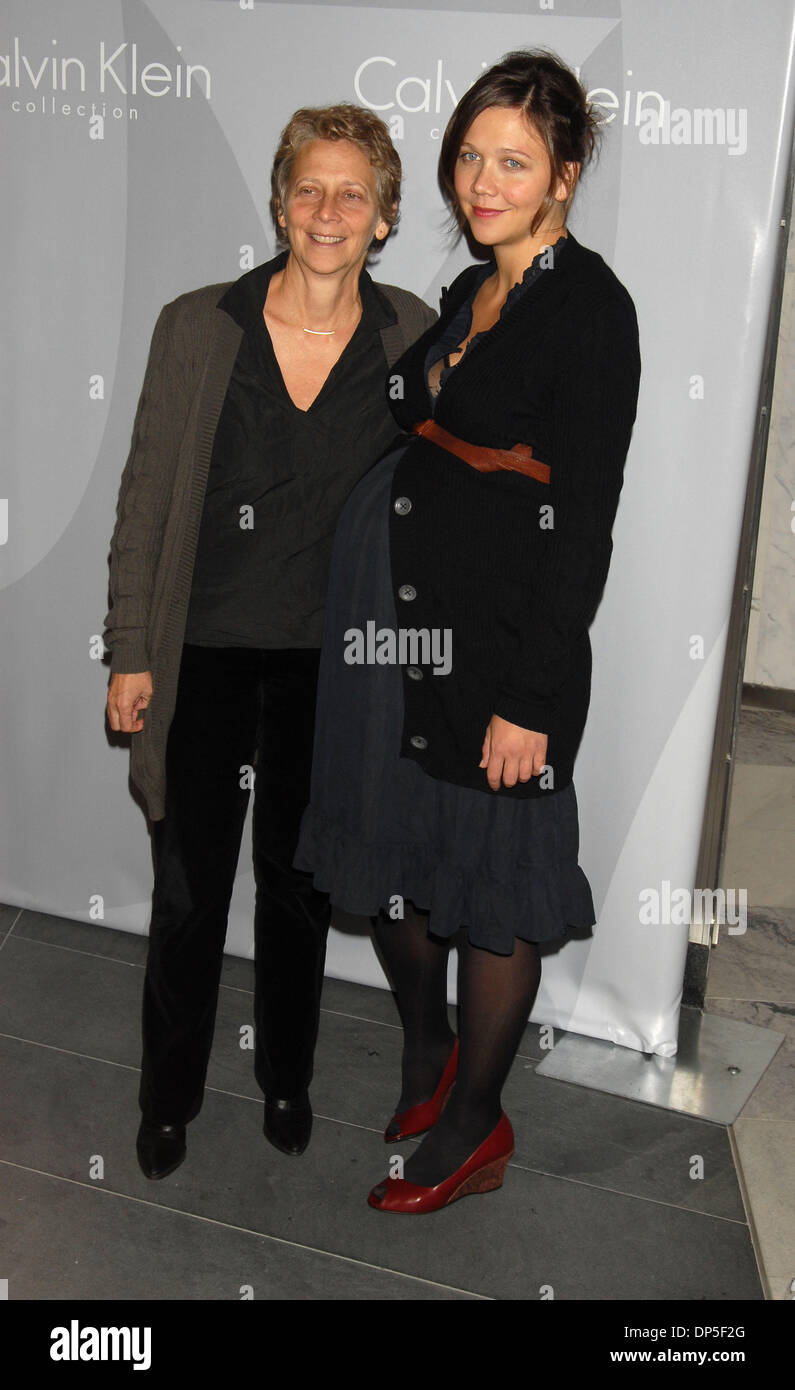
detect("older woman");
top-left (104, 105), bottom-right (435, 1179)
top-left (295, 52), bottom-right (641, 1212)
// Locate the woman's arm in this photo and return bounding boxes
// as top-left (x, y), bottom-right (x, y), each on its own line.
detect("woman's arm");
top-left (493, 288), bottom-right (641, 745)
top-left (103, 299), bottom-right (193, 677)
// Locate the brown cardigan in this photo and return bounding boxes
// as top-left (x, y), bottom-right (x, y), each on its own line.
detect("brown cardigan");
top-left (103, 269), bottom-right (436, 820)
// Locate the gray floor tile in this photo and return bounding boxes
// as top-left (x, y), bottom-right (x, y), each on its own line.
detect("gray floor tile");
top-left (0, 1163), bottom-right (474, 1300)
top-left (0, 935), bottom-right (144, 1065)
top-left (0, 904), bottom-right (24, 936)
top-left (735, 707), bottom-right (795, 766)
top-left (706, 909), bottom-right (795, 1004)
top-left (0, 1037), bottom-right (762, 1301)
top-left (731, 1118), bottom-right (795, 1281)
top-left (318, 973), bottom-right (403, 1028)
top-left (11, 909), bottom-right (149, 966)
top-left (12, 909), bottom-right (258, 991)
top-left (501, 1068), bottom-right (747, 1221)
top-left (219, 952), bottom-right (255, 991)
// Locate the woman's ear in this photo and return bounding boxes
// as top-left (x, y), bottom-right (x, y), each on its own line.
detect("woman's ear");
top-left (275, 201), bottom-right (287, 229)
top-left (554, 161), bottom-right (580, 203)
top-left (374, 203), bottom-right (398, 243)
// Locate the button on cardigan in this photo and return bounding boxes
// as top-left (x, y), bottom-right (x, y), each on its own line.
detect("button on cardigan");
top-left (385, 232), bottom-right (641, 798)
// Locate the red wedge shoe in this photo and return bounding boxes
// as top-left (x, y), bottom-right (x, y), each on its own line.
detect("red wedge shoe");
top-left (368, 1111), bottom-right (514, 1214)
top-left (384, 1039), bottom-right (459, 1142)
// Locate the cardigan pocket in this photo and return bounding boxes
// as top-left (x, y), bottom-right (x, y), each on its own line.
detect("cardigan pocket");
top-left (471, 469), bottom-right (555, 579)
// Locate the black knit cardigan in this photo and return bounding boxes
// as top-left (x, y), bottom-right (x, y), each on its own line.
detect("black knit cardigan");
top-left (384, 231), bottom-right (641, 798)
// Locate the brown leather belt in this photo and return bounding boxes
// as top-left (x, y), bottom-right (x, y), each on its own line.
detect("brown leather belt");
top-left (412, 418), bottom-right (550, 484)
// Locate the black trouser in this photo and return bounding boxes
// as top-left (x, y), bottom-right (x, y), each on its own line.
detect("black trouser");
top-left (139, 644), bottom-right (331, 1125)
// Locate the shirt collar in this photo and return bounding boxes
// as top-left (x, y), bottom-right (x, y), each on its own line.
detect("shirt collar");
top-left (217, 250), bottom-right (395, 333)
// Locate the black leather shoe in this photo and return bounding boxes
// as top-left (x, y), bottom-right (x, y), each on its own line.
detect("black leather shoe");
top-left (136, 1120), bottom-right (187, 1179)
top-left (263, 1093), bottom-right (312, 1155)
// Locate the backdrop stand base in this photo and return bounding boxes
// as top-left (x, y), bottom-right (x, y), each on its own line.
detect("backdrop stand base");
top-left (535, 1005), bottom-right (782, 1123)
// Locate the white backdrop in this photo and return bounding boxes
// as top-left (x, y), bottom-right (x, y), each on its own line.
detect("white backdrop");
top-left (2, 0), bottom-right (794, 1056)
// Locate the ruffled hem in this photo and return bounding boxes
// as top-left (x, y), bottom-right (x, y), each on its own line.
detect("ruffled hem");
top-left (295, 805), bottom-right (596, 955)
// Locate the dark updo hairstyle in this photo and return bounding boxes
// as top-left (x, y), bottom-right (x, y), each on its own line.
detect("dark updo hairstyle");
top-left (439, 49), bottom-right (600, 237)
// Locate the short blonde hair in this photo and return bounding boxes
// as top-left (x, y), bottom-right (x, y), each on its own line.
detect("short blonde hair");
top-left (270, 104), bottom-right (402, 251)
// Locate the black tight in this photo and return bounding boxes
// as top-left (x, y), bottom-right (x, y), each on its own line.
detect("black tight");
top-left (371, 902), bottom-right (456, 1113)
top-left (371, 902), bottom-right (542, 1187)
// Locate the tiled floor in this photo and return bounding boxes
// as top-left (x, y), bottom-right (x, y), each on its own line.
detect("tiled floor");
top-left (704, 704), bottom-right (795, 1302)
top-left (0, 936), bottom-right (762, 1298)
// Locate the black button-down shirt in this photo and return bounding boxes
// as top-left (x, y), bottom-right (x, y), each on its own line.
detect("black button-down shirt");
top-left (185, 252), bottom-right (399, 648)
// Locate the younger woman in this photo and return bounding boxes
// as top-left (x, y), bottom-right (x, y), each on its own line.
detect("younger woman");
top-left (295, 50), bottom-right (641, 1213)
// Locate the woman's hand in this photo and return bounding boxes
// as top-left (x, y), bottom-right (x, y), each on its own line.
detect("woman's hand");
top-left (479, 714), bottom-right (547, 791)
top-left (107, 672), bottom-right (153, 734)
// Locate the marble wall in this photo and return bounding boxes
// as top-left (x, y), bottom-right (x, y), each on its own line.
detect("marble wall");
top-left (744, 186), bottom-right (795, 694)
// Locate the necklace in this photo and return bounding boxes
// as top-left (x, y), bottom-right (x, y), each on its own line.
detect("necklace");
top-left (300, 299), bottom-right (361, 336)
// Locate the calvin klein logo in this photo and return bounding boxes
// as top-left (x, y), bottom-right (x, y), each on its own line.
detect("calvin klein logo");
top-left (0, 38), bottom-right (211, 100)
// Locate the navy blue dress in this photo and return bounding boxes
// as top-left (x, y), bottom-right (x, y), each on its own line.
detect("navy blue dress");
top-left (294, 265), bottom-right (596, 954)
